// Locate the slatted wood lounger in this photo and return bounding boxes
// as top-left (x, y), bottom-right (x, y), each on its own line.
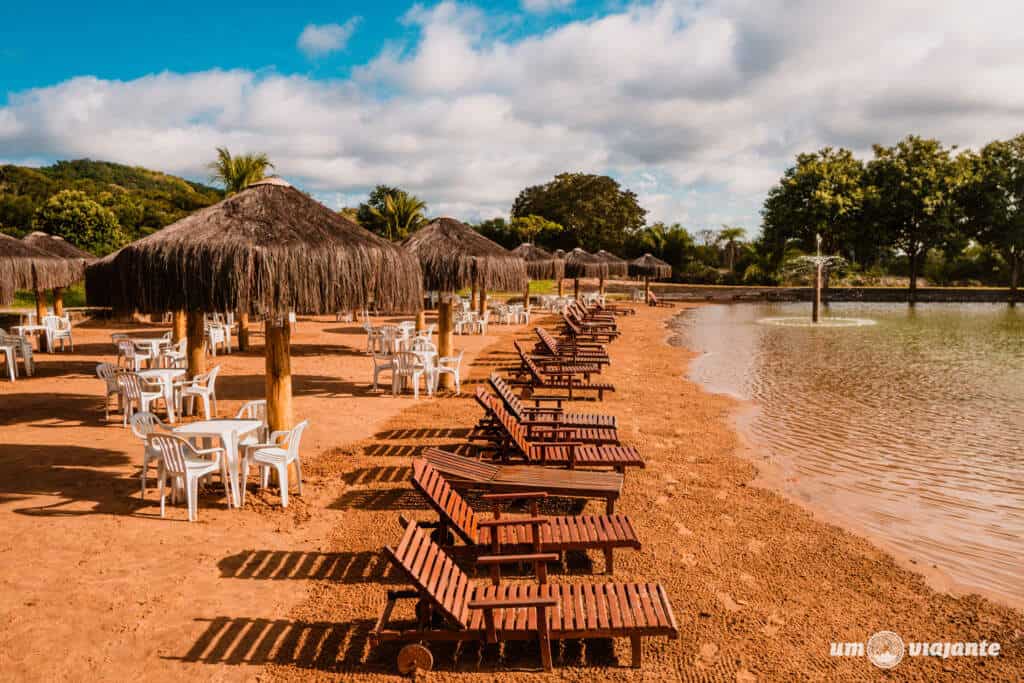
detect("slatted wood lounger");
top-left (423, 447), bottom-right (622, 513)
top-left (472, 383), bottom-right (621, 446)
top-left (533, 327), bottom-right (611, 366)
top-left (567, 305), bottom-right (618, 330)
top-left (509, 342), bottom-right (615, 401)
top-left (562, 315), bottom-right (619, 344)
top-left (411, 458), bottom-right (639, 575)
top-left (474, 389), bottom-right (645, 472)
top-left (488, 373), bottom-right (617, 429)
top-left (371, 522), bottom-right (679, 672)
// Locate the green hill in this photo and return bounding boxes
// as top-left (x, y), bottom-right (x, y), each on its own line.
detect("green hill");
top-left (0, 159), bottom-right (224, 247)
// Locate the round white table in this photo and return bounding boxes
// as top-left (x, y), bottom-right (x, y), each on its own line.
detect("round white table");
top-left (130, 338), bottom-right (168, 366)
top-left (173, 418), bottom-right (264, 509)
top-left (12, 324), bottom-right (50, 352)
top-left (138, 368), bottom-right (185, 423)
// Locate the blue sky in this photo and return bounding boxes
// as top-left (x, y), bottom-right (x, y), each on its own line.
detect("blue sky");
top-left (2, 1), bottom-right (1023, 232)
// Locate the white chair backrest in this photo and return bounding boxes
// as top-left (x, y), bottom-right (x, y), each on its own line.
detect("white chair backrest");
top-left (196, 364), bottom-right (221, 389)
top-left (117, 340), bottom-right (136, 359)
top-left (130, 411), bottom-right (166, 440)
top-left (96, 363), bottom-right (120, 388)
top-left (235, 399), bottom-right (266, 422)
top-left (117, 373), bottom-right (144, 401)
top-left (394, 351), bottom-right (421, 371)
top-left (280, 420), bottom-right (308, 458)
top-left (147, 434), bottom-right (195, 474)
top-left (411, 337), bottom-right (436, 353)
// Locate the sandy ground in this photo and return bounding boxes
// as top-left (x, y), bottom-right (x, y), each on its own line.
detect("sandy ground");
top-left (1, 305), bottom-right (1022, 681)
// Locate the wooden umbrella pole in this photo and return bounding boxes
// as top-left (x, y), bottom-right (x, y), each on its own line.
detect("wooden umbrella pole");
top-left (265, 318), bottom-right (293, 433)
top-left (599, 275), bottom-right (605, 295)
top-left (470, 283), bottom-right (478, 311)
top-left (186, 311), bottom-right (207, 380)
top-left (557, 278), bottom-right (564, 297)
top-left (523, 281), bottom-right (530, 307)
top-left (437, 297), bottom-right (453, 390)
top-left (644, 277), bottom-right (650, 303)
top-left (52, 288), bottom-right (64, 317)
top-left (34, 289), bottom-right (47, 322)
top-left (172, 311), bottom-right (187, 343)
top-left (416, 309), bottom-right (427, 332)
top-left (574, 278), bottom-right (580, 300)
top-left (478, 288), bottom-right (487, 316)
top-left (237, 309), bottom-right (250, 351)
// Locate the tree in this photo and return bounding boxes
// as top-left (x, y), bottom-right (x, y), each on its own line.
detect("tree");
top-left (511, 173), bottom-right (646, 251)
top-left (338, 207), bottom-right (360, 224)
top-left (356, 186), bottom-right (427, 240)
top-left (761, 147), bottom-right (866, 267)
top-left (959, 135), bottom-right (1024, 303)
top-left (866, 136), bottom-right (965, 302)
top-left (510, 215), bottom-right (563, 246)
top-left (716, 226), bottom-right (746, 273)
top-left (207, 147), bottom-right (274, 194)
top-left (33, 189), bottom-right (127, 255)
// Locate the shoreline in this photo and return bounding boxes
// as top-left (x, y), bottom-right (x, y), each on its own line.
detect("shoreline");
top-left (667, 305), bottom-right (1024, 612)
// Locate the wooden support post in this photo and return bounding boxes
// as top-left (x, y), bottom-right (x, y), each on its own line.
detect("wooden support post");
top-left (52, 288), bottom-right (64, 317)
top-left (470, 283), bottom-right (478, 311)
top-left (644, 277), bottom-right (650, 303)
top-left (574, 278), bottom-right (580, 300)
top-left (599, 275), bottom-right (605, 295)
top-left (415, 310), bottom-right (426, 332)
top-left (186, 311), bottom-right (207, 380)
top-left (237, 310), bottom-right (250, 351)
top-left (34, 289), bottom-right (47, 322)
top-left (812, 265), bottom-right (821, 324)
top-left (172, 311), bottom-right (187, 343)
top-left (557, 278), bottom-right (564, 297)
top-left (265, 319), bottom-right (293, 434)
top-left (437, 298), bottom-right (453, 390)
top-left (478, 288), bottom-right (487, 316)
top-left (523, 281), bottom-right (530, 307)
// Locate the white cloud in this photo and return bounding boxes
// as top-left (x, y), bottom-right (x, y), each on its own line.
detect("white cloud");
top-left (521, 0), bottom-right (573, 14)
top-left (3, 1), bottom-right (1024, 230)
top-left (297, 18), bottom-right (360, 58)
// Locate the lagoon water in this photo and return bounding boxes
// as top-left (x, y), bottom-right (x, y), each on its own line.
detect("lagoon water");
top-left (674, 302), bottom-right (1024, 603)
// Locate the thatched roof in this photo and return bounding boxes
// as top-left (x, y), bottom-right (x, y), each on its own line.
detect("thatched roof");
top-left (403, 217), bottom-right (527, 292)
top-left (511, 243), bottom-right (565, 281)
top-left (630, 253), bottom-right (672, 279)
top-left (595, 249), bottom-right (630, 277)
top-left (22, 231), bottom-right (92, 287)
top-left (562, 248), bottom-right (609, 279)
top-left (553, 249), bottom-right (567, 259)
top-left (85, 178), bottom-right (423, 315)
top-left (0, 233), bottom-right (83, 304)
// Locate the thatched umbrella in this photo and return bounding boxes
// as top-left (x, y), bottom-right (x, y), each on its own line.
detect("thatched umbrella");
top-left (22, 232), bottom-right (93, 317)
top-left (630, 253), bottom-right (673, 301)
top-left (403, 217), bottom-right (527, 388)
top-left (86, 177), bottom-right (423, 431)
top-left (511, 243), bottom-right (564, 304)
top-left (0, 233), bottom-right (81, 314)
top-left (562, 248), bottom-right (609, 300)
top-left (594, 249), bottom-right (629, 295)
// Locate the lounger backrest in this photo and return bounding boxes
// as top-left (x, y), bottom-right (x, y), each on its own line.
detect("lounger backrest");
top-left (411, 458), bottom-right (479, 544)
top-left (423, 448), bottom-right (502, 483)
top-left (534, 327), bottom-right (558, 355)
top-left (488, 373), bottom-right (526, 421)
top-left (474, 388), bottom-right (532, 458)
top-left (383, 522), bottom-right (471, 628)
top-left (512, 341), bottom-right (543, 383)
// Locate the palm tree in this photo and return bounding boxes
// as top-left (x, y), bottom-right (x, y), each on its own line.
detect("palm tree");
top-left (369, 191), bottom-right (428, 240)
top-left (208, 147), bottom-right (274, 195)
top-left (717, 226), bottom-right (746, 273)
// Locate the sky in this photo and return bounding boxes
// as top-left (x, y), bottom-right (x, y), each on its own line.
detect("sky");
top-left (2, 0), bottom-right (1024, 233)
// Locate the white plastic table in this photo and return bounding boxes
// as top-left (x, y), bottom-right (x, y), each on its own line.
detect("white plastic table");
top-left (173, 418), bottom-right (263, 509)
top-left (130, 338), bottom-right (167, 366)
top-left (12, 324), bottom-right (50, 352)
top-left (138, 368), bottom-right (185, 423)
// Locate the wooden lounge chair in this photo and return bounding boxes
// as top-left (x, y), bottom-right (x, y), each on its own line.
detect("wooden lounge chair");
top-left (561, 315), bottom-right (619, 344)
top-left (646, 291), bottom-right (674, 307)
top-left (474, 389), bottom-right (645, 472)
top-left (371, 522), bottom-right (679, 672)
top-left (473, 383), bottom-right (620, 446)
top-left (508, 342), bottom-right (615, 401)
top-left (533, 327), bottom-right (610, 366)
top-left (510, 340), bottom-right (602, 382)
top-left (423, 447), bottom-right (623, 513)
top-left (592, 299), bottom-right (636, 316)
top-left (489, 373), bottom-right (617, 429)
top-left (566, 305), bottom-right (618, 331)
top-left (410, 458), bottom-right (640, 574)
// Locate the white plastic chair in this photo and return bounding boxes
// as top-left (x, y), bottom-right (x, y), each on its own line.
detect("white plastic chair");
top-left (392, 351), bottom-right (432, 399)
top-left (434, 349), bottom-right (464, 395)
top-left (371, 351), bottom-right (395, 391)
top-left (129, 412), bottom-right (173, 498)
top-left (149, 434), bottom-right (224, 522)
top-left (176, 365), bottom-right (220, 419)
top-left (117, 340), bottom-right (152, 371)
top-left (473, 310), bottom-right (490, 335)
top-left (0, 339), bottom-right (16, 381)
top-left (160, 339), bottom-right (187, 368)
top-left (96, 362), bottom-right (123, 419)
top-left (42, 315), bottom-right (73, 351)
top-left (117, 373), bottom-right (164, 427)
top-left (240, 420), bottom-right (308, 508)
top-left (2, 332), bottom-right (33, 376)
top-left (206, 323), bottom-right (228, 356)
top-left (236, 399), bottom-right (269, 453)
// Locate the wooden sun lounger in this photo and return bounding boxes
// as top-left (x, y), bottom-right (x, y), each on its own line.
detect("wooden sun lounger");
top-left (411, 458), bottom-right (640, 574)
top-left (423, 447), bottom-right (623, 513)
top-left (508, 341), bottom-right (615, 401)
top-left (474, 389), bottom-right (645, 472)
top-left (371, 522), bottom-right (679, 672)
top-left (489, 373), bottom-right (617, 429)
top-left (533, 327), bottom-right (610, 366)
top-left (562, 315), bottom-right (619, 344)
top-left (647, 291), bottom-right (675, 307)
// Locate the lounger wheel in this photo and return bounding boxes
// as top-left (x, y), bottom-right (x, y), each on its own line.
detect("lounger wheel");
top-left (397, 643), bottom-right (433, 674)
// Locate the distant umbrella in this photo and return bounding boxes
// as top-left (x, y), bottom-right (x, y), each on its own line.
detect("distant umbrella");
top-left (511, 243), bottom-right (565, 281)
top-left (0, 233), bottom-right (80, 306)
top-left (595, 249), bottom-right (629, 278)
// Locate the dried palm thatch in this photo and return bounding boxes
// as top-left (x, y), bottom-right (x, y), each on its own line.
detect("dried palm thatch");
top-left (23, 231), bottom-right (92, 285)
top-left (0, 233), bottom-right (82, 305)
top-left (562, 248), bottom-right (609, 279)
top-left (511, 243), bottom-right (565, 281)
top-left (630, 253), bottom-right (673, 280)
top-left (403, 217), bottom-right (527, 292)
top-left (595, 249), bottom-right (630, 277)
top-left (85, 178), bottom-right (423, 315)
